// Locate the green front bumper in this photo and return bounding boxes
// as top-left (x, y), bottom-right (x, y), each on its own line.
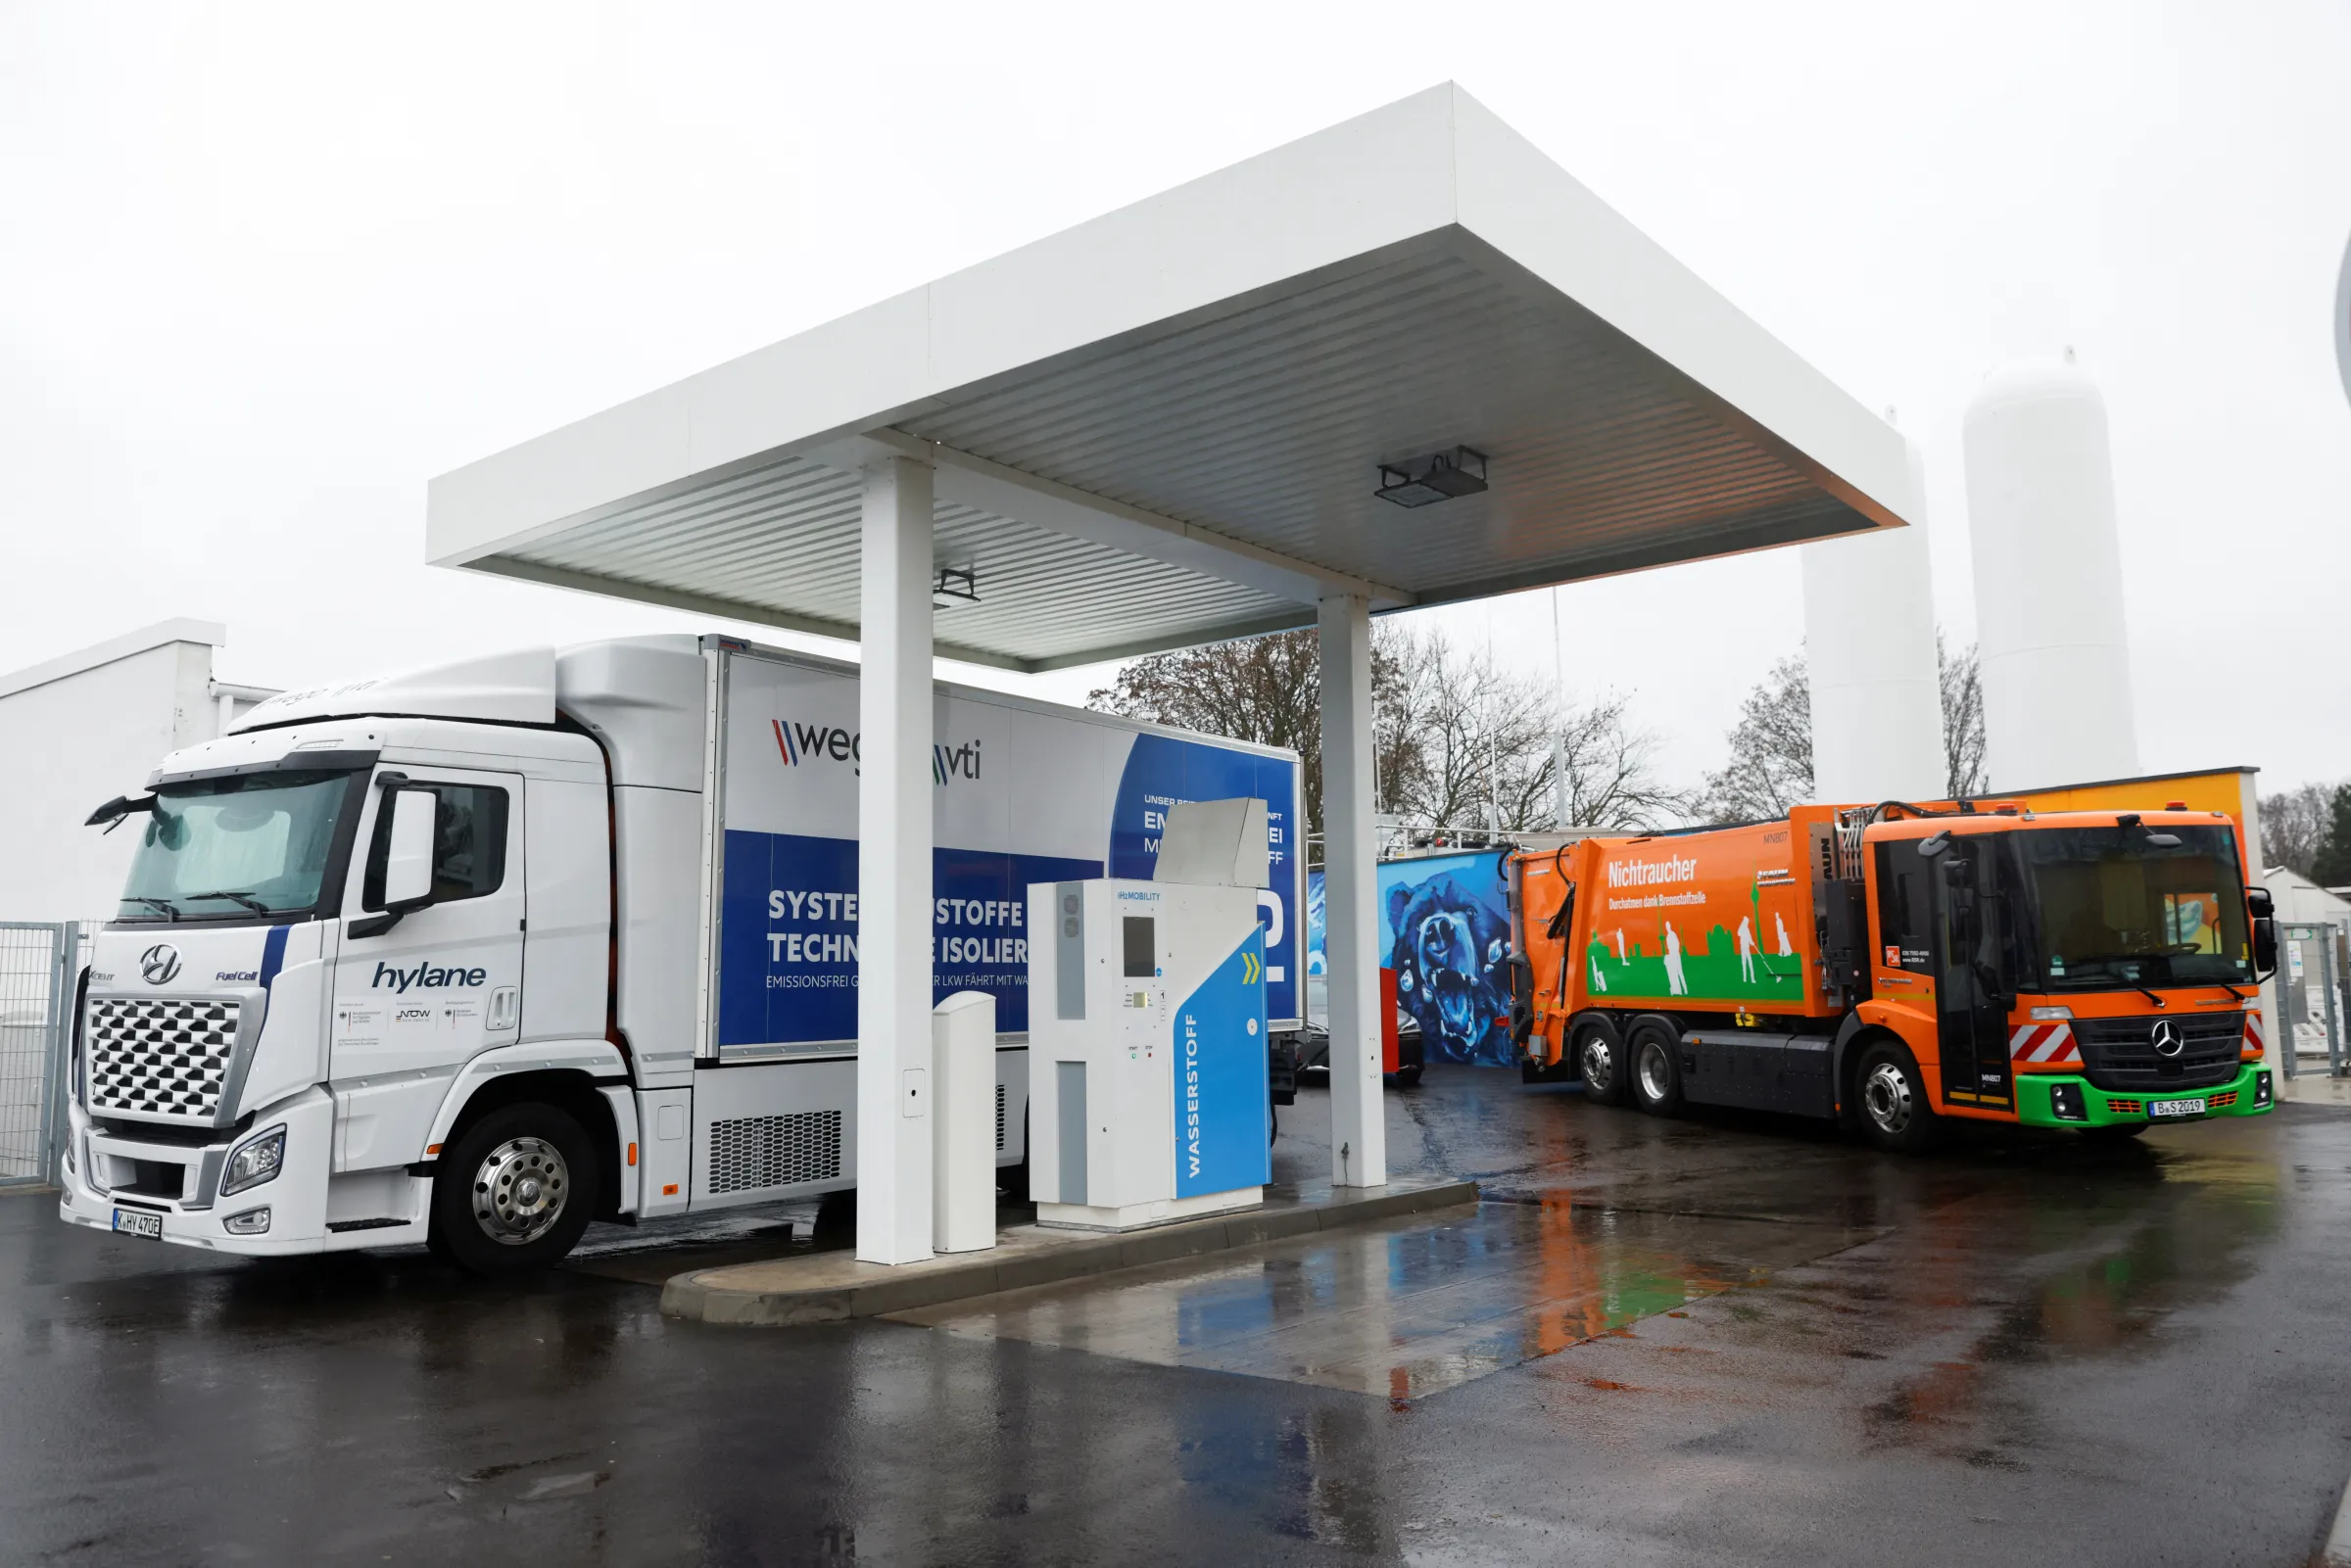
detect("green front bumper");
top-left (2014, 1062), bottom-right (2273, 1128)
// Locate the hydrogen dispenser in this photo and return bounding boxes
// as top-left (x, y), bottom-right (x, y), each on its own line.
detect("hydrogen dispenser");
top-left (1027, 799), bottom-right (1272, 1230)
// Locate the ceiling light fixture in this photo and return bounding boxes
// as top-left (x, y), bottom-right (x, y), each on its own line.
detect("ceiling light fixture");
top-left (933, 564), bottom-right (980, 609)
top-left (1374, 447), bottom-right (1488, 508)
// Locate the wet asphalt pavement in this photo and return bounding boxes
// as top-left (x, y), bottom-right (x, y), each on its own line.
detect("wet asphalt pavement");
top-left (9, 1072), bottom-right (2351, 1566)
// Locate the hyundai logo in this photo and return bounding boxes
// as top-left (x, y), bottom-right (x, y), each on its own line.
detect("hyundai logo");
top-left (2151, 1019), bottom-right (2183, 1059)
top-left (139, 943), bottom-right (181, 986)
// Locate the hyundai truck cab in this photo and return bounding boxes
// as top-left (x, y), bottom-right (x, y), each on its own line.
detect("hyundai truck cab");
top-left (60, 704), bottom-right (626, 1269)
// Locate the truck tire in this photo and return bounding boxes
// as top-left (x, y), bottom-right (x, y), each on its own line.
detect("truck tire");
top-left (1627, 1022), bottom-right (1684, 1117)
top-left (431, 1102), bottom-right (599, 1277)
top-left (1854, 1039), bottom-right (1943, 1155)
top-left (1575, 1022), bottom-right (1629, 1107)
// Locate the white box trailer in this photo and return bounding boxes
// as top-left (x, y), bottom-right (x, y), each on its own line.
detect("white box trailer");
top-left (55, 634), bottom-right (1303, 1271)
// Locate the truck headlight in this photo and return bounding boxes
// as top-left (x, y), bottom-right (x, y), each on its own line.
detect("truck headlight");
top-left (221, 1126), bottom-right (286, 1196)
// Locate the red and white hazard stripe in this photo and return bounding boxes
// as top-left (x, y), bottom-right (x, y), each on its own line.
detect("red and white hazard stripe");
top-left (2009, 1022), bottom-right (2081, 1065)
top-left (2243, 1010), bottom-right (2265, 1054)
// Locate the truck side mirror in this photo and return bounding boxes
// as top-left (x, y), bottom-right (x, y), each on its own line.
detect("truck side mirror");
top-left (382, 789), bottom-right (438, 911)
top-left (1940, 856), bottom-right (1975, 889)
top-left (2248, 886), bottom-right (2278, 979)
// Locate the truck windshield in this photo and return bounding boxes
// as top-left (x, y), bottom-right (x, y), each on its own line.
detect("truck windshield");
top-left (118, 770), bottom-right (361, 923)
top-left (2016, 825), bottom-right (2253, 990)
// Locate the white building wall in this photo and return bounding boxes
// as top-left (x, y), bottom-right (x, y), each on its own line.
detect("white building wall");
top-left (0, 621), bottom-right (274, 924)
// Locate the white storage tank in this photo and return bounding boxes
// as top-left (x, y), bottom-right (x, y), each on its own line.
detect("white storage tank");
top-left (1961, 357), bottom-right (2138, 791)
top-left (1801, 444), bottom-right (1946, 805)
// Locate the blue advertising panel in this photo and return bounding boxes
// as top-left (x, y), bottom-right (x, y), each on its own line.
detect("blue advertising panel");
top-left (1304, 849), bottom-right (1517, 1067)
top-left (717, 832), bottom-right (1098, 1047)
top-left (1108, 733), bottom-right (1301, 1026)
top-left (711, 649), bottom-right (1306, 1052)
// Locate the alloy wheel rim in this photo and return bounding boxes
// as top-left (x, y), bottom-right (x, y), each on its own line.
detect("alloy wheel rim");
top-left (1581, 1036), bottom-right (1612, 1090)
top-left (1638, 1041), bottom-right (1670, 1101)
top-left (472, 1135), bottom-right (569, 1246)
top-left (1863, 1062), bottom-right (1912, 1134)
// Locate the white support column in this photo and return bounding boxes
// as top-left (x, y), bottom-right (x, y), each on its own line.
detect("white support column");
top-left (856, 454), bottom-right (936, 1264)
top-left (1319, 594), bottom-right (1386, 1189)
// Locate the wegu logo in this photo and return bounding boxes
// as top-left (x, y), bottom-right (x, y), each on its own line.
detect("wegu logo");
top-left (139, 943), bottom-right (181, 985)
top-left (772, 718), bottom-right (982, 785)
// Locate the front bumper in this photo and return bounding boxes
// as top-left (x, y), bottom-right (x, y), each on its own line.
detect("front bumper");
top-left (2013, 1062), bottom-right (2273, 1129)
top-left (56, 1087), bottom-right (422, 1256)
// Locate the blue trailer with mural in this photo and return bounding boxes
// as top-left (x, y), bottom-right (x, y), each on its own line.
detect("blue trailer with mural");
top-left (1305, 848), bottom-right (1519, 1068)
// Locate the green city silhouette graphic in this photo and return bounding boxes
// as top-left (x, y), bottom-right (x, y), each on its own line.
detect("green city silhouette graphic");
top-left (1582, 878), bottom-right (1803, 1003)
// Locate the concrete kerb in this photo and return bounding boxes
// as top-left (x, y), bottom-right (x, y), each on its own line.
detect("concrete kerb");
top-left (660, 1177), bottom-right (1480, 1327)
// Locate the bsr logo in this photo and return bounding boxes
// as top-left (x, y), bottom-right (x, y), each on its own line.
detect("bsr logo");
top-left (771, 719), bottom-right (982, 784)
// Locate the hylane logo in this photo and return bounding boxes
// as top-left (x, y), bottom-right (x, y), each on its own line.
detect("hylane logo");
top-left (771, 717), bottom-right (983, 785)
top-left (371, 961), bottom-right (488, 993)
top-left (2151, 1019), bottom-right (2183, 1059)
top-left (139, 943), bottom-right (181, 985)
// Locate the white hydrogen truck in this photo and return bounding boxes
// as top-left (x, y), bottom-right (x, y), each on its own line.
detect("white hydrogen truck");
top-left (57, 635), bottom-right (1303, 1273)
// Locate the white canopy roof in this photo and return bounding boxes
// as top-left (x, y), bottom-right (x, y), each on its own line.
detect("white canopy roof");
top-left (427, 83), bottom-right (1911, 673)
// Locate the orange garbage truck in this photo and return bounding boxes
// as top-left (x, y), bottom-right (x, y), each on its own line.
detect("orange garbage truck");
top-left (1506, 800), bottom-right (2280, 1150)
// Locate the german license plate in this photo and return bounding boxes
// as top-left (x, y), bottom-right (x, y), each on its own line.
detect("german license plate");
top-left (2149, 1098), bottom-right (2207, 1119)
top-left (112, 1209), bottom-right (163, 1240)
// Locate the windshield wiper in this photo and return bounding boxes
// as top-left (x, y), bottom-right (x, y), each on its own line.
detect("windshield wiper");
top-left (126, 896), bottom-right (179, 921)
top-left (179, 889), bottom-right (270, 914)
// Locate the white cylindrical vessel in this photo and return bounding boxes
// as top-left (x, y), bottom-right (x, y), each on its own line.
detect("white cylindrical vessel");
top-left (1802, 445), bottom-right (1946, 805)
top-left (1962, 359), bottom-right (2138, 791)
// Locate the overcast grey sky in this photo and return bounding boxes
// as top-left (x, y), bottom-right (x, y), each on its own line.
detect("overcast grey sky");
top-left (4, 3), bottom-right (2346, 791)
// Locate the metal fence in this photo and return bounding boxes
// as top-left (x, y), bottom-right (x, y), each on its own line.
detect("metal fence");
top-left (2279, 922), bottom-right (2349, 1079)
top-left (0, 922), bottom-right (79, 1186)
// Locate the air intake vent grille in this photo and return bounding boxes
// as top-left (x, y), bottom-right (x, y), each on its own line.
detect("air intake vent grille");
top-left (86, 997), bottom-right (241, 1121)
top-left (706, 1111), bottom-right (842, 1195)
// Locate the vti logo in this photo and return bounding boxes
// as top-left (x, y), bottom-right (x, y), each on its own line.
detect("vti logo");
top-left (139, 943), bottom-right (181, 985)
top-left (771, 718), bottom-right (983, 785)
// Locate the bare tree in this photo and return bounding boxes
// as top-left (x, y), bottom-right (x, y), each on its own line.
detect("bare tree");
top-left (1086, 625), bottom-right (1410, 838)
top-left (1939, 633), bottom-right (1987, 797)
top-left (2265, 782), bottom-right (2339, 878)
top-left (1379, 628), bottom-right (1687, 835)
top-left (1550, 692), bottom-right (1693, 831)
top-left (1696, 652), bottom-right (1813, 823)
top-left (2315, 786), bottom-right (2351, 888)
top-left (1093, 622), bottom-right (1686, 847)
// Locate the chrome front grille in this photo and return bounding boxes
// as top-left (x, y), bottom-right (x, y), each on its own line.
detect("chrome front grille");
top-left (86, 996), bottom-right (243, 1121)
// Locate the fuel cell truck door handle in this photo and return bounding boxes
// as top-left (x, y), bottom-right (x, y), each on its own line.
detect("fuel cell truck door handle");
top-left (488, 987), bottom-right (519, 1031)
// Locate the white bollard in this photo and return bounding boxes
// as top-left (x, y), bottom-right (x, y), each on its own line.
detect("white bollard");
top-left (932, 990), bottom-right (998, 1254)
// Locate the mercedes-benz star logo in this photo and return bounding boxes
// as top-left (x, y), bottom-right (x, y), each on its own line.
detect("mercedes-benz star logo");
top-left (2151, 1019), bottom-right (2183, 1059)
top-left (138, 943), bottom-right (181, 986)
